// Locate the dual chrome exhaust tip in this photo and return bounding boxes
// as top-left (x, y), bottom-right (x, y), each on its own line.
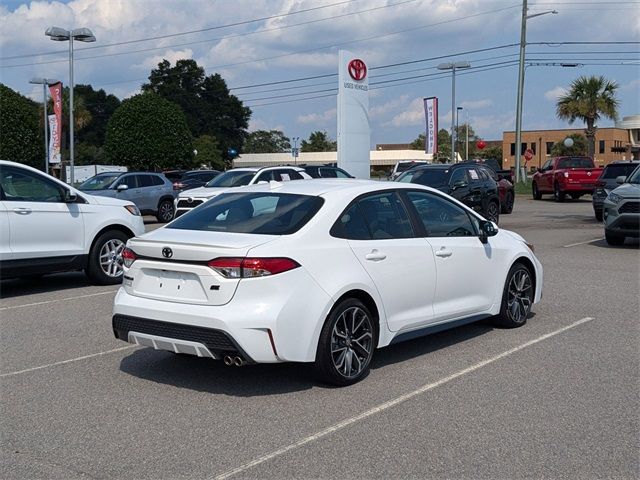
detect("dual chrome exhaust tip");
top-left (223, 355), bottom-right (245, 367)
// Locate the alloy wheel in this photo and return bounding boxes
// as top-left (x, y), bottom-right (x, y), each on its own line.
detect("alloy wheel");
top-left (159, 201), bottom-right (174, 222)
top-left (487, 203), bottom-right (499, 223)
top-left (507, 268), bottom-right (533, 324)
top-left (99, 239), bottom-right (125, 278)
top-left (330, 306), bottom-right (373, 379)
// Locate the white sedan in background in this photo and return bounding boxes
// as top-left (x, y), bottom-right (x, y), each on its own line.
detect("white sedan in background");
top-left (113, 180), bottom-right (542, 386)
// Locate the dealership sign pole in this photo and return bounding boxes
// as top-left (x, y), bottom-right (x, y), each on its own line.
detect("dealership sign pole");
top-left (423, 97), bottom-right (438, 156)
top-left (337, 50), bottom-right (370, 179)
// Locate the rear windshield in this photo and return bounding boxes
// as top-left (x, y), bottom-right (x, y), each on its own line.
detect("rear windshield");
top-left (167, 192), bottom-right (324, 235)
top-left (601, 163), bottom-right (638, 179)
top-left (205, 171), bottom-right (254, 187)
top-left (557, 157), bottom-right (594, 169)
top-left (79, 173), bottom-right (120, 190)
top-left (395, 162), bottom-right (426, 173)
top-left (397, 169), bottom-right (448, 189)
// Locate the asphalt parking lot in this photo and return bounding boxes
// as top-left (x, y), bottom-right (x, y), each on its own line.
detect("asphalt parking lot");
top-left (1, 197), bottom-right (638, 479)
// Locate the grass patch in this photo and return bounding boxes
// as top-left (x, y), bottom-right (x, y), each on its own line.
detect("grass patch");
top-left (514, 180), bottom-right (532, 196)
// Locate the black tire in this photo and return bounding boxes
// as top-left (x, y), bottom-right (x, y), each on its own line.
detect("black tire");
top-left (501, 191), bottom-right (514, 214)
top-left (594, 209), bottom-right (603, 221)
top-left (314, 298), bottom-right (376, 386)
top-left (570, 193), bottom-right (581, 200)
top-left (156, 199), bottom-right (175, 223)
top-left (85, 230), bottom-right (130, 285)
top-left (485, 201), bottom-right (500, 224)
top-left (532, 182), bottom-right (542, 200)
top-left (493, 262), bottom-right (534, 328)
top-left (605, 230), bottom-right (625, 246)
top-left (553, 183), bottom-right (565, 202)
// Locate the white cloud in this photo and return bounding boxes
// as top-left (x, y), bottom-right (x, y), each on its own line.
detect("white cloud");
top-left (297, 107), bottom-right (336, 125)
top-left (544, 86), bottom-right (567, 102)
top-left (134, 49), bottom-right (194, 70)
top-left (370, 94), bottom-right (409, 119)
top-left (620, 78), bottom-right (640, 92)
top-left (388, 98), bottom-right (424, 127)
top-left (460, 99), bottom-right (492, 110)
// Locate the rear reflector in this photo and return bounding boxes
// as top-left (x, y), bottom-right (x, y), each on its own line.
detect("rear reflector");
top-left (122, 247), bottom-right (137, 268)
top-left (208, 257), bottom-right (300, 278)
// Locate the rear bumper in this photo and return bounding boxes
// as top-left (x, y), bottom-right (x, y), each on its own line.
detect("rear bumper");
top-left (558, 182), bottom-right (594, 193)
top-left (112, 267), bottom-right (333, 363)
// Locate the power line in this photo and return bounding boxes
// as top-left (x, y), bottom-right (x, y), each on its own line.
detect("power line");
top-left (0, 0), bottom-right (361, 61)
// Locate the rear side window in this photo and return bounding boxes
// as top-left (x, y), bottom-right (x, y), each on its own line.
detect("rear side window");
top-left (150, 175), bottom-right (165, 186)
top-left (137, 175), bottom-right (153, 187)
top-left (168, 192), bottom-right (324, 235)
top-left (331, 203), bottom-right (370, 240)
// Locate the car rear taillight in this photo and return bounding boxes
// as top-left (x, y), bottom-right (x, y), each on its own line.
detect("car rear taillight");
top-left (208, 257), bottom-right (300, 278)
top-left (563, 172), bottom-right (570, 178)
top-left (173, 182), bottom-right (184, 190)
top-left (122, 247), bottom-right (137, 268)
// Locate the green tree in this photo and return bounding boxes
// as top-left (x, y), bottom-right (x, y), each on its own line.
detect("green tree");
top-left (411, 129), bottom-right (452, 162)
top-left (104, 93), bottom-right (193, 170)
top-left (550, 133), bottom-right (588, 156)
top-left (556, 75), bottom-right (619, 157)
top-left (74, 84), bottom-right (121, 147)
top-left (142, 59), bottom-right (251, 161)
top-left (244, 130), bottom-right (291, 153)
top-left (476, 145), bottom-right (504, 166)
top-left (300, 130), bottom-right (337, 152)
top-left (0, 84), bottom-right (43, 168)
top-left (193, 135), bottom-right (224, 170)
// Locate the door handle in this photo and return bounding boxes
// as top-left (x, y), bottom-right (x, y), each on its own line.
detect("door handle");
top-left (13, 207), bottom-right (32, 215)
top-left (365, 250), bottom-right (387, 261)
top-left (435, 248), bottom-right (452, 258)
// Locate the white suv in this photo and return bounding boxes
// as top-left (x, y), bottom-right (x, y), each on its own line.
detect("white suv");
top-left (175, 166), bottom-right (311, 217)
top-left (0, 160), bottom-right (145, 284)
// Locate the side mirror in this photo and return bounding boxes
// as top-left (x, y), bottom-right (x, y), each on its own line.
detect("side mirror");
top-left (116, 184), bottom-right (128, 192)
top-left (451, 180), bottom-right (468, 190)
top-left (64, 189), bottom-right (77, 203)
top-left (616, 175), bottom-right (627, 185)
top-left (479, 220), bottom-right (498, 244)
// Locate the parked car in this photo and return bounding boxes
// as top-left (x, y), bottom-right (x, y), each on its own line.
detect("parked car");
top-left (170, 170), bottom-right (221, 192)
top-left (79, 171), bottom-right (176, 222)
top-left (532, 156), bottom-right (603, 202)
top-left (0, 160), bottom-right (145, 284)
top-left (391, 160), bottom-right (428, 180)
top-left (113, 180), bottom-right (542, 386)
top-left (301, 165), bottom-right (354, 179)
top-left (602, 164), bottom-right (640, 245)
top-left (396, 162), bottom-right (501, 223)
top-left (174, 166), bottom-right (311, 217)
top-left (475, 161), bottom-right (515, 214)
top-left (592, 161), bottom-right (640, 220)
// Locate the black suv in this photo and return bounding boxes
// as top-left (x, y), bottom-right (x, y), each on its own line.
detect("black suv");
top-left (301, 165), bottom-right (354, 179)
top-left (396, 162), bottom-right (501, 223)
top-left (592, 161), bottom-right (640, 220)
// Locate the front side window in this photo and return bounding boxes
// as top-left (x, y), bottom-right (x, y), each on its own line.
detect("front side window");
top-left (79, 173), bottom-right (120, 191)
top-left (255, 171), bottom-right (275, 183)
top-left (319, 167), bottom-right (337, 178)
top-left (541, 160), bottom-right (552, 171)
top-left (449, 169), bottom-right (467, 186)
top-left (406, 191), bottom-right (477, 237)
top-left (601, 163), bottom-right (638, 179)
top-left (0, 166), bottom-right (64, 202)
top-left (206, 170), bottom-right (255, 187)
top-left (116, 175), bottom-right (138, 189)
top-left (168, 192), bottom-right (324, 235)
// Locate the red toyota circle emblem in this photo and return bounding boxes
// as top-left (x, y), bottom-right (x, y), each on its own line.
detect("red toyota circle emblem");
top-left (348, 59), bottom-right (367, 81)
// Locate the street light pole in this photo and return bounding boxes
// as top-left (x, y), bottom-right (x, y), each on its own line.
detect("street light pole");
top-left (465, 109), bottom-right (470, 161)
top-left (29, 77), bottom-right (60, 174)
top-left (456, 106), bottom-right (463, 160)
top-left (438, 61), bottom-right (470, 163)
top-left (292, 137), bottom-right (299, 165)
top-left (45, 26), bottom-right (96, 185)
top-left (514, 2), bottom-right (557, 183)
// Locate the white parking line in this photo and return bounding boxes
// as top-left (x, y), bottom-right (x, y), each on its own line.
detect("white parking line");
top-left (0, 345), bottom-right (136, 378)
top-left (0, 290), bottom-right (118, 311)
top-left (563, 238), bottom-right (604, 248)
top-left (212, 316), bottom-right (594, 480)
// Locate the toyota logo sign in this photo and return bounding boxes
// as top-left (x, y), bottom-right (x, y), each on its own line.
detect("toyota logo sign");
top-left (162, 247), bottom-right (173, 259)
top-left (348, 59), bottom-right (367, 81)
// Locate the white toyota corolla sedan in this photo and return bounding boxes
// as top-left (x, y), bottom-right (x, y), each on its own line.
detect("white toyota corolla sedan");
top-left (113, 180), bottom-right (542, 385)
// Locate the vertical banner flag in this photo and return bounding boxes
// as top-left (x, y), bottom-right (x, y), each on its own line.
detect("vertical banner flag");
top-left (423, 97), bottom-right (438, 155)
top-left (48, 82), bottom-right (63, 164)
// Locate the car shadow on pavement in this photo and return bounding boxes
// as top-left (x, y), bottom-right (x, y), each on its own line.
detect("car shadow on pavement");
top-left (591, 238), bottom-right (640, 249)
top-left (119, 318), bottom-right (506, 396)
top-left (0, 272), bottom-right (97, 299)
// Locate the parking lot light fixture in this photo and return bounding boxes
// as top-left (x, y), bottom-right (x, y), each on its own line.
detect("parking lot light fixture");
top-left (29, 77), bottom-right (60, 174)
top-left (437, 61), bottom-right (471, 163)
top-left (45, 26), bottom-right (96, 185)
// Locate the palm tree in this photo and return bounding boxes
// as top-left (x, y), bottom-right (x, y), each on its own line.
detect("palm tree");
top-left (556, 75), bottom-right (619, 157)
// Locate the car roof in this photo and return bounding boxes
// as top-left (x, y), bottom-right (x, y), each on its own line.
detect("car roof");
top-left (227, 166), bottom-right (306, 173)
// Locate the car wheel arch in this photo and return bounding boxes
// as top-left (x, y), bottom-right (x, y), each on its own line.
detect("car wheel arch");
top-left (511, 256), bottom-right (537, 297)
top-left (329, 289), bottom-right (383, 343)
top-left (157, 195), bottom-right (175, 210)
top-left (88, 224), bottom-right (135, 254)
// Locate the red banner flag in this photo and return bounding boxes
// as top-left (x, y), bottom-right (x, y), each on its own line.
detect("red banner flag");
top-left (48, 82), bottom-right (63, 164)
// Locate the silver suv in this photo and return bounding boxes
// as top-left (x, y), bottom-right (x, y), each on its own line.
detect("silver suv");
top-left (175, 166), bottom-right (311, 217)
top-left (602, 164), bottom-right (640, 245)
top-left (79, 172), bottom-right (176, 222)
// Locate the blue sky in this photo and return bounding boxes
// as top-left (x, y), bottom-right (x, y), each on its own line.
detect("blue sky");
top-left (1, 0), bottom-right (638, 146)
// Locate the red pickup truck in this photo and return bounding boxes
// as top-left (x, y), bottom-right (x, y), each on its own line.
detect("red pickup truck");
top-left (532, 156), bottom-right (603, 202)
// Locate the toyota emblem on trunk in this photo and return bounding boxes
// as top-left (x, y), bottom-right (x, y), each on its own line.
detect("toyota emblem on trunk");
top-left (348, 59), bottom-right (367, 81)
top-left (162, 247), bottom-right (173, 258)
